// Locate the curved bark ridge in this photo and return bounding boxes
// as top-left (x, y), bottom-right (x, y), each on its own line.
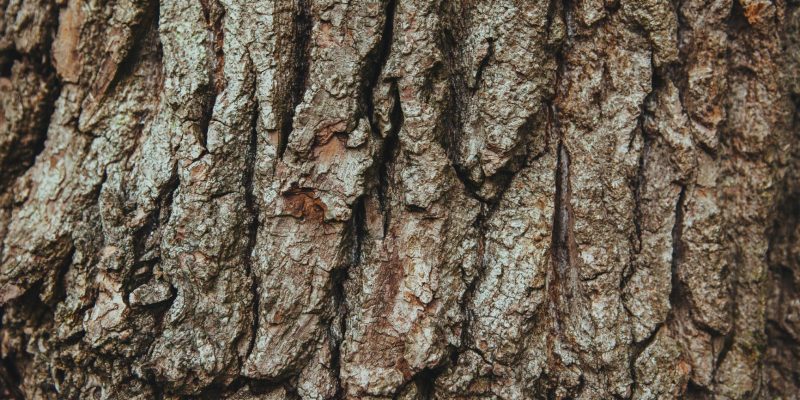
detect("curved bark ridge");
top-left (0, 0), bottom-right (798, 398)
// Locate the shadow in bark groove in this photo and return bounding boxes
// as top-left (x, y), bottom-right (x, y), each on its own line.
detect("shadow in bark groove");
top-left (243, 94), bottom-right (262, 363)
top-left (362, 0), bottom-right (398, 135)
top-left (277, 0), bottom-right (312, 159)
top-left (549, 141), bottom-right (578, 331)
top-left (377, 80), bottom-right (403, 236)
top-left (198, 0), bottom-right (226, 151)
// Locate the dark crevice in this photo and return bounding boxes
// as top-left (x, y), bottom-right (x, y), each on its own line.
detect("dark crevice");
top-left (628, 320), bottom-right (663, 397)
top-left (0, 86), bottom-right (59, 193)
top-left (389, 363), bottom-right (447, 400)
top-left (695, 140), bottom-right (719, 159)
top-left (712, 241), bottom-right (738, 377)
top-left (543, 137), bottom-right (585, 398)
top-left (246, 275), bottom-right (261, 362)
top-left (475, 105), bottom-right (550, 216)
top-left (249, 377), bottom-right (299, 398)
top-left (88, 0), bottom-right (160, 108)
top-left (361, 0), bottom-right (398, 135)
top-left (328, 268), bottom-right (347, 400)
top-left (348, 196), bottom-right (366, 280)
top-left (544, 26), bottom-right (571, 332)
top-left (621, 132), bottom-right (651, 298)
top-left (131, 172), bottom-right (177, 257)
top-left (199, 0), bottom-right (226, 94)
top-left (327, 0), bottom-right (394, 390)
top-left (550, 141), bottom-right (576, 313)
top-left (685, 380), bottom-right (714, 400)
top-left (668, 185), bottom-right (688, 316)
top-left (663, 183), bottom-right (719, 393)
top-left (243, 95), bottom-right (262, 362)
top-left (437, 24), bottom-right (480, 202)
top-left (0, 49), bottom-right (23, 78)
top-left (377, 81), bottom-right (403, 236)
top-left (328, 196), bottom-right (366, 399)
top-left (726, 0), bottom-right (752, 34)
top-left (633, 66), bottom-right (665, 243)
top-left (414, 367), bottom-right (442, 400)
top-left (0, 308), bottom-right (25, 400)
top-left (621, 69), bottom-right (661, 317)
top-left (544, 0), bottom-right (563, 48)
top-left (145, 368), bottom-right (165, 400)
top-left (450, 110), bottom-right (550, 361)
top-left (436, 4), bottom-right (544, 210)
top-left (124, 160), bottom-right (178, 300)
top-left (469, 38), bottom-right (494, 93)
top-left (545, 138), bottom-right (581, 394)
top-left (0, 345), bottom-right (23, 400)
top-left (198, 0), bottom-right (226, 151)
top-left (198, 375), bottom-right (297, 400)
top-left (277, 0), bottom-right (312, 159)
top-left (451, 110), bottom-right (543, 362)
top-left (454, 223), bottom-right (485, 368)
top-left (0, 0), bottom-right (61, 191)
top-left (451, 161), bottom-right (483, 203)
top-left (764, 162), bottom-right (800, 395)
top-left (0, 58), bottom-right (61, 192)
top-left (625, 86), bottom-right (656, 395)
top-left (713, 328), bottom-right (735, 374)
top-left (708, 132), bottom-right (757, 378)
top-left (0, 245), bottom-right (76, 397)
top-left (158, 167), bottom-right (179, 224)
top-left (435, 4), bottom-right (482, 202)
top-left (48, 247), bottom-right (76, 307)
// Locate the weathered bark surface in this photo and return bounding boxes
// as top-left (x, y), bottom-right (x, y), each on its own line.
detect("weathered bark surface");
top-left (0, 0), bottom-right (798, 398)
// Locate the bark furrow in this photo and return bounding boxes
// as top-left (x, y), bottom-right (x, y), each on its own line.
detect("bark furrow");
top-left (0, 0), bottom-right (798, 399)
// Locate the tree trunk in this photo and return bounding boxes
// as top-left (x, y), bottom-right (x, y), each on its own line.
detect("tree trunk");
top-left (1, 0), bottom-right (799, 398)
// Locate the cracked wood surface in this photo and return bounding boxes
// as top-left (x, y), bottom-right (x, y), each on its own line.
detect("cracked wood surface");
top-left (0, 0), bottom-right (799, 398)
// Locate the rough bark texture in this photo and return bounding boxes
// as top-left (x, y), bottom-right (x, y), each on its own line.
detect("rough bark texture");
top-left (0, 0), bottom-right (799, 398)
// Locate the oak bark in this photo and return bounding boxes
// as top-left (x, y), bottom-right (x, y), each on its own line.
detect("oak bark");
top-left (1, 0), bottom-right (799, 398)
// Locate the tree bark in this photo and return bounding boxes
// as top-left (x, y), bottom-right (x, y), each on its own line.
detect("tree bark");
top-left (0, 0), bottom-right (799, 398)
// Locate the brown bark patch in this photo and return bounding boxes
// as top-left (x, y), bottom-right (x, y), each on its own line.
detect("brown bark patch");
top-left (52, 0), bottom-right (83, 82)
top-left (741, 0), bottom-right (773, 27)
top-left (281, 188), bottom-right (327, 221)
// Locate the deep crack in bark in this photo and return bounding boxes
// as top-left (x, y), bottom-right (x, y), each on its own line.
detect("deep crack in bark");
top-left (277, 0), bottom-right (312, 159)
top-left (362, 0), bottom-right (398, 134)
top-left (377, 81), bottom-right (403, 236)
top-left (550, 140), bottom-right (576, 326)
top-left (244, 96), bottom-right (261, 362)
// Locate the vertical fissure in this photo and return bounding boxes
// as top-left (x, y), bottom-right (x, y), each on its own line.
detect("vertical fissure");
top-left (668, 184), bottom-right (687, 316)
top-left (548, 0), bottom-right (573, 324)
top-left (277, 0), bottom-right (312, 159)
top-left (0, 351), bottom-right (24, 400)
top-left (764, 85), bottom-right (800, 395)
top-left (0, 17), bottom-right (62, 192)
top-left (550, 140), bottom-right (576, 312)
top-left (126, 168), bottom-right (178, 298)
top-left (435, 4), bottom-right (483, 201)
top-left (362, 0), bottom-right (398, 134)
top-left (621, 72), bottom-right (658, 319)
top-left (365, 0), bottom-right (400, 236)
top-left (85, 0), bottom-right (160, 110)
top-left (469, 38), bottom-right (494, 93)
top-left (377, 81), bottom-right (403, 236)
top-left (331, 1), bottom-right (399, 391)
top-left (413, 366), bottom-right (446, 400)
top-left (328, 195), bottom-right (366, 398)
top-left (244, 96), bottom-right (261, 360)
top-left (542, 31), bottom-right (580, 385)
top-left (198, 0), bottom-right (226, 151)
